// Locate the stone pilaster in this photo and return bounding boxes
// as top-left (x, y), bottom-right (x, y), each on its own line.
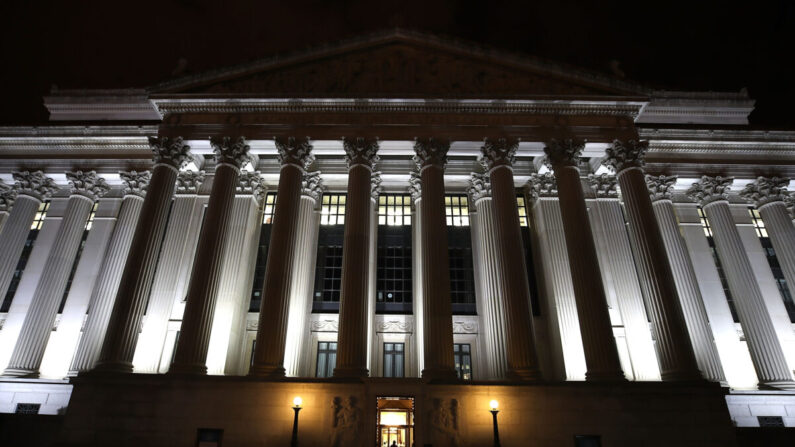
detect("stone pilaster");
top-left (646, 175), bottom-right (726, 383)
top-left (169, 137), bottom-right (251, 375)
top-left (409, 170), bottom-right (425, 376)
top-left (544, 139), bottom-right (624, 381)
top-left (0, 172), bottom-right (59, 301)
top-left (96, 137), bottom-right (192, 373)
top-left (69, 172), bottom-right (149, 374)
top-left (5, 171), bottom-right (110, 377)
top-left (414, 138), bottom-right (457, 380)
top-left (132, 170), bottom-right (205, 373)
top-left (335, 138), bottom-right (379, 378)
top-left (250, 137), bottom-right (315, 377)
top-left (688, 176), bottom-right (795, 388)
top-left (480, 138), bottom-right (541, 380)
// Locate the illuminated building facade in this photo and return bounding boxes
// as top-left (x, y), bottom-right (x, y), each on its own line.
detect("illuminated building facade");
top-left (0, 30), bottom-right (794, 446)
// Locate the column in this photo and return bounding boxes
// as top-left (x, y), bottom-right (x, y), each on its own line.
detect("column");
top-left (467, 173), bottom-right (509, 379)
top-left (335, 138), bottom-right (379, 378)
top-left (0, 180), bottom-right (14, 233)
top-left (0, 172), bottom-right (58, 299)
top-left (283, 171), bottom-right (323, 377)
top-left (68, 172), bottom-right (149, 374)
top-left (527, 173), bottom-right (587, 380)
top-left (587, 173), bottom-right (661, 381)
top-left (95, 137), bottom-right (192, 373)
top-left (250, 137), bottom-right (315, 377)
top-left (409, 170), bottom-right (425, 376)
top-left (688, 176), bottom-right (795, 389)
top-left (480, 138), bottom-right (541, 380)
top-left (647, 175), bottom-right (726, 383)
top-left (414, 138), bottom-right (457, 380)
top-left (4, 171), bottom-right (110, 377)
top-left (604, 140), bottom-right (701, 381)
top-left (169, 137), bottom-right (251, 375)
top-left (544, 139), bottom-right (624, 381)
top-left (366, 172), bottom-right (380, 373)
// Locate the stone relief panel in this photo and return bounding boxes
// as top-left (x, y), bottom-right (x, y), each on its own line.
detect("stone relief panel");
top-left (428, 398), bottom-right (461, 447)
top-left (330, 396), bottom-right (362, 447)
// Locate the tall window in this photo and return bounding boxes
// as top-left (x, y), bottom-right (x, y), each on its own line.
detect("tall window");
top-left (516, 196), bottom-right (529, 227)
top-left (446, 195), bottom-right (476, 315)
top-left (313, 194), bottom-right (346, 312)
top-left (1, 201), bottom-right (49, 312)
top-left (59, 202), bottom-right (98, 313)
top-left (698, 208), bottom-right (739, 321)
top-left (316, 341), bottom-right (337, 378)
top-left (518, 194), bottom-right (541, 315)
top-left (377, 195), bottom-right (413, 314)
top-left (383, 342), bottom-right (404, 378)
top-left (250, 192), bottom-right (277, 311)
top-left (454, 343), bottom-right (473, 380)
top-left (749, 207), bottom-right (795, 322)
top-left (378, 194), bottom-right (411, 226)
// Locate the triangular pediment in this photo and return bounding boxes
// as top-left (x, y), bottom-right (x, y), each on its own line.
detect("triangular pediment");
top-left (151, 30), bottom-right (649, 98)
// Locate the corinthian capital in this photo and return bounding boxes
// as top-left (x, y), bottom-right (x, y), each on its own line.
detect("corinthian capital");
top-left (739, 177), bottom-right (790, 208)
top-left (526, 173), bottom-right (558, 200)
top-left (0, 180), bottom-right (15, 212)
top-left (686, 176), bottom-right (733, 206)
top-left (786, 195), bottom-right (795, 219)
top-left (275, 136), bottom-right (315, 169)
top-left (176, 171), bottom-right (206, 194)
top-left (408, 170), bottom-right (422, 202)
top-left (211, 136), bottom-right (252, 169)
top-left (149, 136), bottom-right (192, 169)
top-left (66, 171), bottom-right (110, 200)
top-left (413, 138), bottom-right (450, 170)
top-left (467, 173), bottom-right (491, 202)
top-left (588, 174), bottom-right (618, 198)
top-left (343, 137), bottom-right (379, 169)
top-left (120, 171), bottom-right (151, 198)
top-left (646, 175), bottom-right (677, 202)
top-left (13, 171), bottom-right (59, 201)
top-left (237, 171), bottom-right (268, 204)
top-left (604, 140), bottom-right (648, 174)
top-left (301, 171), bottom-right (324, 201)
top-left (371, 171), bottom-right (383, 201)
top-left (480, 138), bottom-right (519, 171)
top-left (543, 139), bottom-right (585, 168)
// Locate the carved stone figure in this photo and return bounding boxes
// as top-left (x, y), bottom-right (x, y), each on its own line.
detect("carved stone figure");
top-left (429, 398), bottom-right (460, 447)
top-left (331, 396), bottom-right (361, 447)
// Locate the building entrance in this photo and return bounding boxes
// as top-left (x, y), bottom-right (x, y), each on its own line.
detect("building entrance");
top-left (377, 396), bottom-right (414, 447)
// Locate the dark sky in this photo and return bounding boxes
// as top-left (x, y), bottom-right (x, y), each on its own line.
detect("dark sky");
top-left (1, 0), bottom-right (793, 126)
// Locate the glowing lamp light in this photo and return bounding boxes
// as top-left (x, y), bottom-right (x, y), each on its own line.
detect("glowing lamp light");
top-left (293, 396), bottom-right (303, 408)
top-left (489, 400), bottom-right (499, 411)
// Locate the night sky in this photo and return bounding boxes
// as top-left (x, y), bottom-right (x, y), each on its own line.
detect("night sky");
top-left (1, 0), bottom-right (793, 126)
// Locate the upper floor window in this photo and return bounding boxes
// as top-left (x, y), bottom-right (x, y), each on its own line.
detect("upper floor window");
top-left (378, 194), bottom-right (411, 226)
top-left (383, 342), bottom-right (405, 378)
top-left (445, 195), bottom-right (469, 227)
top-left (454, 343), bottom-right (473, 380)
top-left (251, 193), bottom-right (277, 311)
top-left (261, 192), bottom-right (276, 224)
top-left (314, 194), bottom-right (346, 312)
top-left (517, 196), bottom-right (529, 227)
top-left (321, 194), bottom-right (346, 226)
top-left (316, 341), bottom-right (337, 378)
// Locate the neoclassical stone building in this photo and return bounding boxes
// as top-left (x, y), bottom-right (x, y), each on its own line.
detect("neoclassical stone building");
top-left (0, 30), bottom-right (794, 446)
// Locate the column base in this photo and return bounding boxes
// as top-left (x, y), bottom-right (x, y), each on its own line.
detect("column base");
top-left (585, 370), bottom-right (627, 382)
top-left (421, 367), bottom-right (459, 382)
top-left (248, 364), bottom-right (286, 379)
top-left (507, 367), bottom-right (544, 382)
top-left (3, 367), bottom-right (39, 378)
top-left (760, 380), bottom-right (795, 391)
top-left (167, 363), bottom-right (208, 376)
top-left (333, 366), bottom-right (369, 378)
top-left (92, 361), bottom-right (134, 374)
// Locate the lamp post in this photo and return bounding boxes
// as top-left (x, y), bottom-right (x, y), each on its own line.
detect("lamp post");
top-left (291, 396), bottom-right (302, 447)
top-left (490, 400), bottom-right (501, 447)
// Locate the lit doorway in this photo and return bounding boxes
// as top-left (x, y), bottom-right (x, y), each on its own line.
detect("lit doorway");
top-left (377, 396), bottom-right (414, 447)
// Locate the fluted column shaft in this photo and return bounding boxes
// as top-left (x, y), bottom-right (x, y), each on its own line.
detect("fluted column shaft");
top-left (652, 198), bottom-right (726, 382)
top-left (335, 164), bottom-right (374, 377)
top-left (0, 195), bottom-right (42, 299)
top-left (548, 160), bottom-right (624, 381)
top-left (250, 165), bottom-right (305, 377)
top-left (704, 200), bottom-right (794, 386)
top-left (410, 193), bottom-right (425, 376)
top-left (759, 201), bottom-right (795, 314)
top-left (0, 211), bottom-right (8, 234)
top-left (5, 194), bottom-right (95, 376)
top-left (70, 194), bottom-right (144, 373)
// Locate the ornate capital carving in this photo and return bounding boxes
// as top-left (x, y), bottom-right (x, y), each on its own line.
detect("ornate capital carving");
top-left (646, 175), bottom-right (678, 202)
top-left (413, 138), bottom-right (450, 170)
top-left (408, 170), bottom-right (422, 202)
top-left (176, 171), bottom-right (205, 194)
top-left (149, 136), bottom-right (192, 169)
top-left (526, 173), bottom-right (558, 200)
top-left (13, 171), bottom-right (59, 201)
top-left (587, 174), bottom-right (618, 198)
top-left (739, 177), bottom-right (790, 208)
top-left (543, 139), bottom-right (585, 168)
top-left (686, 176), bottom-right (733, 206)
top-left (370, 171), bottom-right (382, 201)
top-left (0, 180), bottom-right (15, 212)
top-left (480, 137), bottom-right (519, 171)
top-left (467, 173), bottom-right (491, 202)
top-left (604, 139), bottom-right (648, 174)
top-left (237, 172), bottom-right (268, 203)
top-left (343, 137), bottom-right (379, 169)
top-left (786, 194), bottom-right (795, 219)
top-left (66, 171), bottom-right (110, 200)
top-left (210, 136), bottom-right (252, 169)
top-left (301, 171), bottom-right (324, 201)
top-left (275, 136), bottom-right (315, 169)
top-left (120, 171), bottom-right (151, 198)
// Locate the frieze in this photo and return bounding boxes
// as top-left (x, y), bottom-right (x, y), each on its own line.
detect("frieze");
top-left (66, 171), bottom-right (111, 200)
top-left (686, 176), bottom-right (734, 206)
top-left (739, 177), bottom-right (790, 208)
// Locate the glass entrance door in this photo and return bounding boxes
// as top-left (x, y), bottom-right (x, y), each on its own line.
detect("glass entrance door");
top-left (379, 425), bottom-right (410, 447)
top-left (376, 397), bottom-right (414, 447)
